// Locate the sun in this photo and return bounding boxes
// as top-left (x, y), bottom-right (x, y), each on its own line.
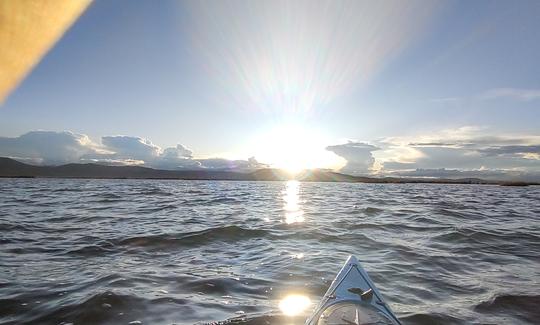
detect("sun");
top-left (249, 124), bottom-right (343, 173)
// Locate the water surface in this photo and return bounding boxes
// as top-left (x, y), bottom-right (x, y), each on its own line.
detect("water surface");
top-left (1, 179), bottom-right (539, 324)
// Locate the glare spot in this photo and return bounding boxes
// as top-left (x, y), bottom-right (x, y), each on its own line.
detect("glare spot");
top-left (279, 294), bottom-right (311, 316)
top-left (250, 124), bottom-right (342, 171)
top-left (293, 253), bottom-right (305, 259)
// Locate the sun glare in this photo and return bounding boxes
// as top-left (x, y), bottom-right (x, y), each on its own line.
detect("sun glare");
top-left (279, 294), bottom-right (312, 316)
top-left (283, 180), bottom-right (304, 224)
top-left (251, 124), bottom-right (343, 172)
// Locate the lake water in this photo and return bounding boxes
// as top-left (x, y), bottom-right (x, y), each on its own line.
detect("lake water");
top-left (1, 179), bottom-right (539, 324)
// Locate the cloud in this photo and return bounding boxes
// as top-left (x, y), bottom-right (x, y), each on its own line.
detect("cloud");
top-left (478, 145), bottom-right (540, 157)
top-left (197, 157), bottom-right (267, 170)
top-left (0, 131), bottom-right (263, 171)
top-left (428, 88), bottom-right (540, 105)
top-left (390, 168), bottom-right (540, 182)
top-left (0, 131), bottom-right (100, 165)
top-left (326, 142), bottom-right (379, 175)
top-left (97, 136), bottom-right (268, 170)
top-left (3, 129), bottom-right (539, 181)
top-left (479, 88), bottom-right (540, 101)
top-left (161, 144), bottom-right (193, 159)
top-left (101, 136), bottom-right (161, 160)
top-left (376, 127), bottom-right (540, 180)
top-left (98, 136), bottom-right (199, 169)
top-left (409, 142), bottom-right (457, 147)
top-left (402, 145), bottom-right (539, 170)
top-left (154, 144), bottom-right (198, 169)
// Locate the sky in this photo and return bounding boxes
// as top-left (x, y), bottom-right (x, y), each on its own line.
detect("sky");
top-left (0, 0), bottom-right (539, 180)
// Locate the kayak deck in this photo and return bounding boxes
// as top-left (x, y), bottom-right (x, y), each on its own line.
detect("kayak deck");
top-left (305, 256), bottom-right (401, 325)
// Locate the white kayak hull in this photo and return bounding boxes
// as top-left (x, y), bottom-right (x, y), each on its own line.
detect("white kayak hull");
top-left (305, 256), bottom-right (401, 325)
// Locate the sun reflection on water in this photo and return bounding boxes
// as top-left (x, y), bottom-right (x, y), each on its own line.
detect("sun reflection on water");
top-left (283, 180), bottom-right (304, 224)
top-left (279, 294), bottom-right (312, 316)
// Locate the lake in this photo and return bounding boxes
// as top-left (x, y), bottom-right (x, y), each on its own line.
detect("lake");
top-left (1, 179), bottom-right (539, 324)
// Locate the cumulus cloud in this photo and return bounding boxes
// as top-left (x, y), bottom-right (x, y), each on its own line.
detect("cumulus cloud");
top-left (97, 136), bottom-right (199, 169)
top-left (326, 142), bottom-right (379, 175)
top-left (161, 144), bottom-right (193, 159)
top-left (0, 131), bottom-right (264, 172)
top-left (0, 131), bottom-right (101, 165)
top-left (152, 144), bottom-right (198, 169)
top-left (101, 136), bottom-right (161, 160)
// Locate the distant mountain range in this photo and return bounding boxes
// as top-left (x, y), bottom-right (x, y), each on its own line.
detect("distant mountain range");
top-left (0, 157), bottom-right (536, 186)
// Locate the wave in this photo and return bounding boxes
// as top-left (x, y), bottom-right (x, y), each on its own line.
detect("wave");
top-left (182, 197), bottom-right (241, 206)
top-left (119, 226), bottom-right (269, 249)
top-left (51, 188), bottom-right (85, 193)
top-left (181, 277), bottom-right (270, 297)
top-left (340, 221), bottom-right (449, 233)
top-left (474, 293), bottom-right (540, 323)
top-left (67, 226), bottom-right (270, 255)
top-left (21, 291), bottom-right (153, 325)
top-left (132, 189), bottom-right (172, 196)
top-left (400, 312), bottom-right (463, 325)
top-left (432, 228), bottom-right (540, 247)
top-left (199, 313), bottom-right (303, 325)
top-left (2, 180), bottom-right (540, 324)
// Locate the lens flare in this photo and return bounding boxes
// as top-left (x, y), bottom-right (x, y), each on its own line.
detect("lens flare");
top-left (279, 294), bottom-right (312, 316)
top-left (183, 0), bottom-right (441, 114)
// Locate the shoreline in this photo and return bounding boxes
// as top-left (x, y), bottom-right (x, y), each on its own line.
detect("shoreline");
top-left (0, 176), bottom-right (535, 187)
top-left (1, 157), bottom-right (537, 186)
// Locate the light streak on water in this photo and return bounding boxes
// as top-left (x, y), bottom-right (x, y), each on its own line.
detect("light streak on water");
top-left (283, 180), bottom-right (304, 224)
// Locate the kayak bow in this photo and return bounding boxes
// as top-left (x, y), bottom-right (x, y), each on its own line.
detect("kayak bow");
top-left (305, 256), bottom-right (401, 325)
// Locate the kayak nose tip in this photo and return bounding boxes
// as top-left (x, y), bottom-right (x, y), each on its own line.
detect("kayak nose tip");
top-left (346, 255), bottom-right (359, 265)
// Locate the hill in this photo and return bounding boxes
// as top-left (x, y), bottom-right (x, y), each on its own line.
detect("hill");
top-left (0, 157), bottom-right (537, 186)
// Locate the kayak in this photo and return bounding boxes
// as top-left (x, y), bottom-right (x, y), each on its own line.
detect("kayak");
top-left (305, 256), bottom-right (401, 325)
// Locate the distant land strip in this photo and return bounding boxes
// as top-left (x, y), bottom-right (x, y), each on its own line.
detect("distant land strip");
top-left (0, 157), bottom-right (536, 186)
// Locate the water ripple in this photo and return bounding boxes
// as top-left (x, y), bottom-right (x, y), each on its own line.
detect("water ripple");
top-left (0, 179), bottom-right (538, 324)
